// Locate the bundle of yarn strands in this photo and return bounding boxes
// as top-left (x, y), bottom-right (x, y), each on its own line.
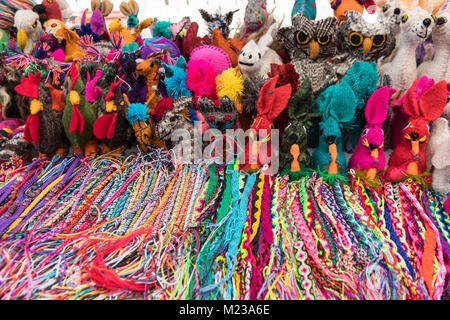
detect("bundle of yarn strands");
top-left (0, 0), bottom-right (450, 300)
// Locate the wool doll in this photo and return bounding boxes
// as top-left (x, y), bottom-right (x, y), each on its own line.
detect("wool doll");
top-left (292, 0), bottom-right (317, 21)
top-left (312, 81), bottom-right (357, 174)
top-left (198, 96), bottom-right (239, 133)
top-left (14, 9), bottom-right (42, 54)
top-left (417, 8), bottom-right (450, 82)
top-left (240, 75), bottom-right (266, 131)
top-left (340, 61), bottom-right (380, 152)
top-left (119, 51), bottom-right (147, 104)
top-left (386, 78), bottom-right (447, 182)
top-left (123, 93), bottom-right (165, 154)
top-left (331, 0), bottom-right (377, 22)
top-left (348, 86), bottom-right (396, 181)
top-left (136, 57), bottom-right (161, 112)
top-left (216, 67), bottom-right (244, 114)
top-left (42, 0), bottom-right (63, 21)
top-left (189, 45), bottom-right (232, 76)
top-left (243, 76), bottom-right (292, 173)
top-left (335, 10), bottom-right (396, 76)
top-left (44, 19), bottom-right (83, 62)
top-left (277, 14), bottom-right (339, 95)
top-left (379, 6), bottom-right (436, 90)
top-left (199, 8), bottom-right (239, 39)
top-left (211, 29), bottom-right (244, 68)
top-left (119, 0), bottom-right (140, 29)
top-left (427, 117), bottom-right (450, 194)
top-left (78, 0), bottom-right (113, 42)
top-left (63, 65), bottom-right (100, 157)
top-left (180, 22), bottom-right (211, 61)
top-left (15, 72), bottom-right (68, 159)
top-left (108, 17), bottom-right (153, 46)
top-left (0, 124), bottom-right (32, 162)
top-left (162, 56), bottom-right (191, 101)
top-left (238, 24), bottom-right (283, 79)
top-left (279, 78), bottom-right (321, 172)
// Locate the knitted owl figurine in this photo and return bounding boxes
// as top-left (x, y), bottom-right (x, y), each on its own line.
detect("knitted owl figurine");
top-left (63, 66), bottom-right (100, 157)
top-left (277, 14), bottom-right (339, 95)
top-left (335, 10), bottom-right (396, 77)
top-left (312, 81), bottom-right (357, 174)
top-left (243, 76), bottom-right (292, 172)
top-left (14, 9), bottom-right (42, 54)
top-left (15, 72), bottom-right (68, 159)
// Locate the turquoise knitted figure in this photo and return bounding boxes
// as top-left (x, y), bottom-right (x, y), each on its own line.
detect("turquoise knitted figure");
top-left (341, 61), bottom-right (379, 152)
top-left (312, 81), bottom-right (356, 174)
top-left (291, 0), bottom-right (317, 22)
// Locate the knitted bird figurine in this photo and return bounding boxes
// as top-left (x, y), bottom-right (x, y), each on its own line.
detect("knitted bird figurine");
top-left (243, 75), bottom-right (292, 173)
top-left (162, 56), bottom-right (191, 100)
top-left (42, 0), bottom-right (63, 21)
top-left (312, 81), bottom-right (357, 175)
top-left (348, 86), bottom-right (396, 182)
top-left (15, 72), bottom-right (68, 159)
top-left (292, 0), bottom-right (317, 21)
top-left (386, 78), bottom-right (447, 182)
top-left (63, 65), bottom-right (100, 157)
top-left (14, 9), bottom-right (42, 54)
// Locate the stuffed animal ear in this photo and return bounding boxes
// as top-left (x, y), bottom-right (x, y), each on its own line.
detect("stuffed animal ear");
top-left (119, 1), bottom-right (133, 17)
top-left (403, 79), bottom-right (421, 118)
top-left (199, 9), bottom-right (213, 22)
top-left (276, 26), bottom-right (296, 51)
top-left (198, 97), bottom-right (216, 114)
top-left (225, 10), bottom-right (238, 26)
top-left (419, 80), bottom-right (448, 122)
top-left (128, 0), bottom-right (139, 16)
top-left (91, 0), bottom-right (101, 11)
top-left (288, 77), bottom-right (313, 120)
top-left (91, 9), bottom-right (105, 34)
top-left (257, 23), bottom-right (276, 56)
top-left (329, 82), bottom-right (356, 124)
top-left (257, 76), bottom-right (292, 122)
top-left (175, 56), bottom-right (188, 70)
top-left (100, 0), bottom-right (113, 17)
top-left (365, 86), bottom-right (396, 126)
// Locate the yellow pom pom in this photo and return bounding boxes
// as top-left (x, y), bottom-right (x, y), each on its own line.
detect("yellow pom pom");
top-left (106, 101), bottom-right (117, 113)
top-left (216, 67), bottom-right (244, 106)
top-left (69, 90), bottom-right (80, 106)
top-left (30, 99), bottom-right (43, 115)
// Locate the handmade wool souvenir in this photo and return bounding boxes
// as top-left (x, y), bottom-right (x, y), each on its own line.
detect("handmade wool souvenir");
top-left (331, 0), bottom-right (377, 22)
top-left (417, 8), bottom-right (450, 82)
top-left (379, 6), bottom-right (436, 90)
top-left (238, 24), bottom-right (282, 79)
top-left (93, 78), bottom-right (134, 154)
top-left (180, 22), bottom-right (211, 61)
top-left (15, 72), bottom-right (67, 158)
top-left (240, 75), bottom-right (266, 130)
top-left (292, 0), bottom-right (317, 21)
top-left (109, 17), bottom-right (153, 46)
top-left (386, 78), bottom-right (447, 182)
top-left (312, 81), bottom-right (357, 174)
top-left (0, 124), bottom-right (31, 161)
top-left (162, 56), bottom-right (191, 100)
top-left (198, 96), bottom-right (238, 133)
top-left (44, 19), bottom-right (83, 62)
top-left (141, 37), bottom-right (181, 62)
top-left (0, 64), bottom-right (28, 120)
top-left (122, 93), bottom-right (165, 154)
top-left (62, 65), bottom-right (100, 157)
top-left (279, 78), bottom-right (321, 172)
top-left (335, 10), bottom-right (396, 76)
top-left (215, 67), bottom-right (244, 113)
top-left (156, 96), bottom-right (196, 160)
top-left (119, 51), bottom-right (147, 104)
top-left (427, 117), bottom-right (450, 194)
top-left (119, 0), bottom-right (139, 29)
top-left (14, 9), bottom-right (42, 54)
top-left (211, 29), bottom-right (244, 68)
top-left (277, 14), bottom-right (339, 95)
top-left (78, 0), bottom-right (113, 42)
top-left (199, 8), bottom-right (239, 39)
top-left (189, 45), bottom-right (232, 76)
top-left (136, 57), bottom-right (160, 112)
top-left (41, 0), bottom-right (62, 21)
top-left (243, 75), bottom-right (291, 172)
top-left (340, 61), bottom-right (379, 151)
top-left (348, 86), bottom-right (396, 181)
top-left (186, 59), bottom-right (219, 105)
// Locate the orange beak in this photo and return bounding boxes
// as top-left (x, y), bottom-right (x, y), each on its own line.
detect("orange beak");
top-left (328, 144), bottom-right (338, 175)
top-left (290, 144), bottom-right (301, 172)
top-left (411, 140), bottom-right (420, 154)
top-left (370, 148), bottom-right (379, 160)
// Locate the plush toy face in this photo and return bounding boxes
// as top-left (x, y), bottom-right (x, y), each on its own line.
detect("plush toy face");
top-left (238, 41), bottom-right (262, 75)
top-left (360, 125), bottom-right (385, 152)
top-left (198, 96), bottom-right (238, 132)
top-left (339, 11), bottom-right (396, 61)
top-left (14, 10), bottom-right (42, 35)
top-left (44, 19), bottom-right (64, 38)
top-left (244, 0), bottom-right (268, 31)
top-left (399, 7), bottom-right (434, 42)
top-left (320, 117), bottom-right (343, 145)
top-left (331, 0), bottom-right (365, 22)
top-left (402, 118), bottom-right (430, 145)
top-left (156, 97), bottom-right (193, 142)
top-left (277, 14), bottom-right (338, 61)
top-left (433, 10), bottom-right (450, 38)
top-left (199, 9), bottom-right (237, 38)
top-left (283, 122), bottom-right (308, 149)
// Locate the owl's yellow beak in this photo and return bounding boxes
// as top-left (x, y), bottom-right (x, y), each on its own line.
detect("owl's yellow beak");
top-left (309, 40), bottom-right (320, 60)
top-left (17, 29), bottom-right (27, 51)
top-left (363, 37), bottom-right (373, 55)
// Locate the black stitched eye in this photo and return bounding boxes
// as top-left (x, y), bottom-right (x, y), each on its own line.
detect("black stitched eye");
top-left (349, 32), bottom-right (363, 47)
top-left (403, 122), bottom-right (411, 130)
top-left (372, 35), bottom-right (386, 47)
top-left (296, 31), bottom-right (311, 45)
top-left (361, 129), bottom-right (369, 137)
top-left (288, 133), bottom-right (297, 143)
top-left (258, 53), bottom-right (261, 59)
top-left (169, 116), bottom-right (176, 123)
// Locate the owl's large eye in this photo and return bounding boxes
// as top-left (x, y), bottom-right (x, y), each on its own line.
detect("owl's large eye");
top-left (32, 20), bottom-right (38, 28)
top-left (317, 35), bottom-right (332, 46)
top-left (372, 35), bottom-right (386, 47)
top-left (296, 31), bottom-right (311, 46)
top-left (348, 32), bottom-right (363, 47)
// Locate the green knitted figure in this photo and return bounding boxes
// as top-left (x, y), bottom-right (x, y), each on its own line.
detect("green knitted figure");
top-left (291, 0), bottom-right (317, 22)
top-left (63, 66), bottom-right (100, 157)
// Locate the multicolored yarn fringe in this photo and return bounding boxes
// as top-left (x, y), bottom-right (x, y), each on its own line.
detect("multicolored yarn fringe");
top-left (0, 153), bottom-right (449, 300)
